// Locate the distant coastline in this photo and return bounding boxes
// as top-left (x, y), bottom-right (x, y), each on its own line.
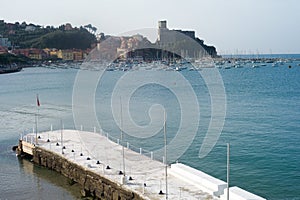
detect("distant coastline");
top-left (1, 53), bottom-right (299, 74)
top-left (222, 53), bottom-right (300, 59)
top-left (2, 19), bottom-right (299, 72)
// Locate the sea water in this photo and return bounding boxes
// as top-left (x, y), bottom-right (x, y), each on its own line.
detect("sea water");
top-left (0, 58), bottom-right (299, 200)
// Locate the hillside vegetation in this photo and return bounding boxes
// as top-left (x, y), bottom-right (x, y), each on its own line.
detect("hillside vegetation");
top-left (21, 29), bottom-right (96, 49)
top-left (0, 21), bottom-right (96, 50)
top-left (0, 53), bottom-right (30, 64)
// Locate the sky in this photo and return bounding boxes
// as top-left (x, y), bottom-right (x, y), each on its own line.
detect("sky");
top-left (1, 0), bottom-right (300, 54)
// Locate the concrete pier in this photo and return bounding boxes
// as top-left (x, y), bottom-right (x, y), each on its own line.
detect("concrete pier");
top-left (17, 130), bottom-right (266, 200)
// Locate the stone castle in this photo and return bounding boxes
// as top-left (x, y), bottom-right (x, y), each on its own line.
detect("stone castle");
top-left (156, 20), bottom-right (218, 58)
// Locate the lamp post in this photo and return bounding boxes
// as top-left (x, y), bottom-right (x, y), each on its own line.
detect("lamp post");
top-left (120, 97), bottom-right (126, 183)
top-left (227, 143), bottom-right (230, 200)
top-left (164, 110), bottom-right (168, 200)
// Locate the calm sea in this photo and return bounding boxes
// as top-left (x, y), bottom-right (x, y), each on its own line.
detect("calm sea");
top-left (0, 56), bottom-right (299, 200)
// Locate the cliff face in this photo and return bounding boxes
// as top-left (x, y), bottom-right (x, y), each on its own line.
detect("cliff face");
top-left (32, 147), bottom-right (145, 200)
top-left (96, 34), bottom-right (152, 60)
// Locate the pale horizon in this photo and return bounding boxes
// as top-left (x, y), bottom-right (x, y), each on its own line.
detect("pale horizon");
top-left (2, 0), bottom-right (300, 54)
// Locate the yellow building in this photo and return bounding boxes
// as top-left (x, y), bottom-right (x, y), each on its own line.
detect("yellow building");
top-left (28, 53), bottom-right (42, 60)
top-left (57, 50), bottom-right (73, 60)
top-left (49, 50), bottom-right (58, 58)
top-left (43, 48), bottom-right (59, 58)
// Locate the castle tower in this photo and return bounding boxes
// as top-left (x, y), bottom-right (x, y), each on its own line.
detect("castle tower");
top-left (158, 20), bottom-right (167, 29)
top-left (157, 20), bottom-right (168, 43)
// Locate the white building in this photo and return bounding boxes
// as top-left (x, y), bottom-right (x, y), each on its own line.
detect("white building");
top-left (0, 37), bottom-right (11, 47)
top-left (25, 25), bottom-right (36, 32)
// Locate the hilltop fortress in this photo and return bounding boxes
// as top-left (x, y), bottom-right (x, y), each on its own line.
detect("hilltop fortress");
top-left (96, 20), bottom-right (219, 61)
top-left (156, 20), bottom-right (218, 58)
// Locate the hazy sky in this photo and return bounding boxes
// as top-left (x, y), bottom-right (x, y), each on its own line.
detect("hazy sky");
top-left (1, 0), bottom-right (299, 54)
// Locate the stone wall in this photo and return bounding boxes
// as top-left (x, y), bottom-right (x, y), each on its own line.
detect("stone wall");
top-left (32, 147), bottom-right (145, 200)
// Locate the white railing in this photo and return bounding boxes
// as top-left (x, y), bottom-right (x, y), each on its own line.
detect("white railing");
top-left (21, 124), bottom-right (159, 162)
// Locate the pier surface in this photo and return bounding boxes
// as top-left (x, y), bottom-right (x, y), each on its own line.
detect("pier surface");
top-left (20, 130), bottom-right (265, 200)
